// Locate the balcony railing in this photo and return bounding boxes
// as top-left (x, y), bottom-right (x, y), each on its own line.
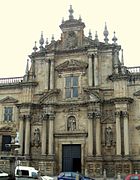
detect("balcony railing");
top-left (0, 76), bottom-right (24, 85)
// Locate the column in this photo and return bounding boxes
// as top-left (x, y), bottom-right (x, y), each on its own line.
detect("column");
top-left (50, 59), bottom-right (54, 90)
top-left (123, 111), bottom-right (129, 155)
top-left (94, 53), bottom-right (99, 86)
top-left (41, 114), bottom-right (47, 155)
top-left (19, 115), bottom-right (24, 155)
top-left (87, 112), bottom-right (93, 156)
top-left (88, 54), bottom-right (93, 87)
top-left (95, 112), bottom-right (101, 156)
top-left (48, 113), bottom-right (55, 155)
top-left (115, 111), bottom-right (121, 155)
top-left (45, 59), bottom-right (49, 90)
top-left (24, 115), bottom-right (31, 156)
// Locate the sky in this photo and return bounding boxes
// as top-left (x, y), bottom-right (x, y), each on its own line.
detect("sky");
top-left (0, 0), bottom-right (140, 77)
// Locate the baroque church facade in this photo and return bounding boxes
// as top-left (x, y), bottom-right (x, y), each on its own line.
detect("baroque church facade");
top-left (0, 6), bottom-right (140, 178)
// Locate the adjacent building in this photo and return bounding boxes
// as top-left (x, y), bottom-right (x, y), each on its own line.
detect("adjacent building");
top-left (0, 5), bottom-right (140, 178)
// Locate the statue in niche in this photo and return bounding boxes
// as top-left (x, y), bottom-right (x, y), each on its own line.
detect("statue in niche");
top-left (33, 128), bottom-right (40, 147)
top-left (105, 127), bottom-right (113, 147)
top-left (67, 116), bottom-right (76, 131)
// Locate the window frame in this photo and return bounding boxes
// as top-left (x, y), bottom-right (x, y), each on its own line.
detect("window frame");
top-left (65, 75), bottom-right (79, 99)
top-left (4, 107), bottom-right (13, 122)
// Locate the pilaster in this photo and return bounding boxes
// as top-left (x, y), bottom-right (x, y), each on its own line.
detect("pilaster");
top-left (115, 111), bottom-right (121, 156)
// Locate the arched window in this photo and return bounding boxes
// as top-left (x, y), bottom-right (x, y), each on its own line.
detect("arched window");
top-left (67, 116), bottom-right (76, 131)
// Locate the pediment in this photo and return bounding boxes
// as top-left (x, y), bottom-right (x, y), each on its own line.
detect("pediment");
top-left (39, 89), bottom-right (60, 104)
top-left (84, 89), bottom-right (102, 102)
top-left (134, 90), bottom-right (140, 96)
top-left (89, 93), bottom-right (100, 102)
top-left (0, 96), bottom-right (18, 104)
top-left (55, 59), bottom-right (88, 73)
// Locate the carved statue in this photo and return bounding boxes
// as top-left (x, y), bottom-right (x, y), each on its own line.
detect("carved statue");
top-left (105, 127), bottom-right (113, 146)
top-left (67, 116), bottom-right (76, 131)
top-left (33, 128), bottom-right (40, 147)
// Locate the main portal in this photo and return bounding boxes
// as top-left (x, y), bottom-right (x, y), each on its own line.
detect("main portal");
top-left (62, 144), bottom-right (81, 172)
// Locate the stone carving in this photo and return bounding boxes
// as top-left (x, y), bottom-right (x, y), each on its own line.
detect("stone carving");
top-left (105, 127), bottom-right (113, 147)
top-left (33, 128), bottom-right (40, 147)
top-left (55, 59), bottom-right (88, 73)
top-left (65, 31), bottom-right (77, 49)
top-left (67, 116), bottom-right (76, 131)
top-left (101, 110), bottom-right (115, 123)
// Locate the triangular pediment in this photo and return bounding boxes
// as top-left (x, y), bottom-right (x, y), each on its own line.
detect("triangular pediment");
top-left (55, 59), bottom-right (88, 73)
top-left (39, 89), bottom-right (60, 104)
top-left (0, 96), bottom-right (18, 104)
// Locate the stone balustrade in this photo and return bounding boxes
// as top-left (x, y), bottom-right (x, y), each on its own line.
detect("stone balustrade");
top-left (127, 66), bottom-right (140, 74)
top-left (0, 77), bottom-right (23, 84)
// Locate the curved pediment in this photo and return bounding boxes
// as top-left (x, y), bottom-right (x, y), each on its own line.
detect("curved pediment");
top-left (55, 59), bottom-right (88, 73)
top-left (39, 89), bottom-right (60, 104)
top-left (0, 96), bottom-right (18, 104)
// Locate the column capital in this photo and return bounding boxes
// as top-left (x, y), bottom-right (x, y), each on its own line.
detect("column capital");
top-left (122, 111), bottom-right (128, 118)
top-left (87, 112), bottom-right (93, 119)
top-left (115, 111), bottom-right (120, 117)
top-left (88, 54), bottom-right (92, 58)
top-left (20, 114), bottom-right (31, 121)
top-left (48, 113), bottom-right (55, 120)
top-left (95, 111), bottom-right (101, 119)
top-left (42, 113), bottom-right (49, 121)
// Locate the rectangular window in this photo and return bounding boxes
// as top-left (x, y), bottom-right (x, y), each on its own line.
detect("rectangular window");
top-left (65, 76), bottom-right (78, 98)
top-left (4, 107), bottom-right (13, 121)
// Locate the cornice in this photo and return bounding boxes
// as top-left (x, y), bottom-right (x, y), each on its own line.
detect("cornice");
top-left (54, 131), bottom-right (87, 138)
top-left (110, 97), bottom-right (133, 104)
top-left (16, 103), bottom-right (41, 109)
top-left (108, 74), bottom-right (129, 81)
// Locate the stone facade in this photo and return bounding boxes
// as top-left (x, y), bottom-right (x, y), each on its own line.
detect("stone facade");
top-left (0, 6), bottom-right (140, 178)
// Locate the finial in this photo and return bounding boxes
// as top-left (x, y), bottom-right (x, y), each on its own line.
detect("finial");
top-left (62, 17), bottom-right (64, 24)
top-left (45, 38), bottom-right (49, 48)
top-left (39, 31), bottom-right (44, 47)
top-left (25, 59), bottom-right (29, 74)
top-left (114, 49), bottom-right (119, 67)
top-left (79, 15), bottom-right (82, 22)
top-left (95, 31), bottom-right (99, 41)
top-left (112, 31), bottom-right (118, 45)
top-left (69, 5), bottom-right (74, 20)
top-left (94, 31), bottom-right (99, 45)
top-left (121, 49), bottom-right (124, 65)
top-left (51, 34), bottom-right (55, 43)
top-left (88, 29), bottom-right (92, 39)
top-left (33, 41), bottom-right (38, 52)
top-left (103, 22), bottom-right (109, 44)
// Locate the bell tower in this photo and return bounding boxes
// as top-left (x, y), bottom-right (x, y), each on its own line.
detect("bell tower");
top-left (59, 5), bottom-right (85, 49)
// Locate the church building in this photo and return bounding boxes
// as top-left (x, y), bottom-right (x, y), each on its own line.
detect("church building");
top-left (0, 5), bottom-right (140, 178)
